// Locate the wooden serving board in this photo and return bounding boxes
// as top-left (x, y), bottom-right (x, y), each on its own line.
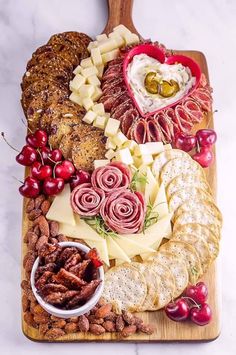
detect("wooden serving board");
top-left (22, 0), bottom-right (220, 342)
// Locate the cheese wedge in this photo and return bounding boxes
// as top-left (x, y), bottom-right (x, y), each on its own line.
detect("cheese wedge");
top-left (46, 184), bottom-right (75, 226)
top-left (152, 182), bottom-right (169, 219)
top-left (144, 167), bottom-right (159, 205)
top-left (85, 238), bottom-right (110, 266)
top-left (115, 237), bottom-right (156, 258)
top-left (106, 237), bottom-right (131, 263)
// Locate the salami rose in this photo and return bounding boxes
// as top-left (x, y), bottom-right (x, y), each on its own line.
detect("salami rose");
top-left (100, 190), bottom-right (145, 234)
top-left (91, 162), bottom-right (131, 194)
top-left (71, 183), bottom-right (105, 217)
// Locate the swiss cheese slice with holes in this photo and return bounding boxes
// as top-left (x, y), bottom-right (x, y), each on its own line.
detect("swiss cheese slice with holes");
top-left (149, 251), bottom-right (189, 298)
top-left (160, 240), bottom-right (202, 284)
top-left (102, 264), bottom-right (147, 313)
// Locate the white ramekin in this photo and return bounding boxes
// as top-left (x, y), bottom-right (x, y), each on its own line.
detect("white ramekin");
top-left (30, 241), bottom-right (104, 319)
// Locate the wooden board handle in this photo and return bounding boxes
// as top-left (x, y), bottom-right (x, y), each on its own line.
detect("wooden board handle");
top-left (103, 0), bottom-right (139, 35)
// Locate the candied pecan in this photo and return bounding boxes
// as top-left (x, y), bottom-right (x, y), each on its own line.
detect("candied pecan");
top-left (26, 199), bottom-right (35, 213)
top-left (45, 245), bottom-right (62, 263)
top-left (33, 215), bottom-right (50, 237)
top-left (64, 322), bottom-right (78, 333)
top-left (95, 304), bottom-right (112, 319)
top-left (28, 232), bottom-right (38, 250)
top-left (89, 324), bottom-right (105, 335)
top-left (138, 323), bottom-right (154, 334)
top-left (40, 283), bottom-right (68, 296)
top-left (38, 243), bottom-right (57, 258)
top-left (34, 314), bottom-right (50, 324)
top-left (39, 323), bottom-right (50, 335)
top-left (45, 328), bottom-right (65, 340)
top-left (57, 247), bottom-right (77, 264)
top-left (35, 263), bottom-right (57, 280)
top-left (41, 200), bottom-right (51, 215)
top-left (121, 325), bottom-right (137, 337)
top-left (49, 221), bottom-right (59, 237)
top-left (53, 319), bottom-right (66, 329)
top-left (115, 315), bottom-right (125, 332)
top-left (57, 234), bottom-right (68, 242)
top-left (24, 311), bottom-right (38, 328)
top-left (78, 315), bottom-right (89, 332)
top-left (22, 294), bottom-right (30, 312)
top-left (32, 304), bottom-right (49, 316)
top-left (21, 280), bottom-right (30, 292)
top-left (44, 290), bottom-right (80, 306)
top-left (28, 209), bottom-right (42, 221)
top-left (54, 268), bottom-right (87, 289)
top-left (33, 224), bottom-right (40, 236)
top-left (35, 235), bottom-right (48, 251)
top-left (24, 252), bottom-right (36, 272)
top-left (34, 194), bottom-right (45, 209)
top-left (122, 310), bottom-right (136, 325)
top-left (104, 312), bottom-right (116, 322)
top-left (50, 315), bottom-right (62, 322)
top-left (87, 315), bottom-right (104, 325)
top-left (64, 253), bottom-right (82, 270)
top-left (103, 320), bottom-right (116, 332)
top-left (69, 259), bottom-right (90, 278)
top-left (67, 280), bottom-right (101, 307)
top-left (35, 271), bottom-right (53, 291)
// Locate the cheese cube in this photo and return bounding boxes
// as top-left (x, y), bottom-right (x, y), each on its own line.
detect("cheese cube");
top-left (81, 66), bottom-right (98, 78)
top-left (82, 110), bottom-right (97, 124)
top-left (96, 33), bottom-right (108, 42)
top-left (93, 115), bottom-right (107, 129)
top-left (92, 103), bottom-right (105, 115)
top-left (80, 57), bottom-right (93, 68)
top-left (113, 24), bottom-right (131, 36)
top-left (69, 74), bottom-right (86, 92)
top-left (134, 144), bottom-right (149, 157)
top-left (105, 149), bottom-right (116, 160)
top-left (96, 64), bottom-right (104, 79)
top-left (91, 47), bottom-right (103, 66)
top-left (104, 118), bottom-right (120, 137)
top-left (79, 84), bottom-right (95, 98)
top-left (94, 159), bottom-right (110, 169)
top-left (124, 33), bottom-right (140, 46)
top-left (104, 112), bottom-right (110, 119)
top-left (122, 140), bottom-right (138, 153)
top-left (73, 65), bottom-right (82, 75)
top-left (97, 38), bottom-right (118, 53)
top-left (87, 41), bottom-right (98, 52)
top-left (164, 143), bottom-right (172, 150)
top-left (108, 32), bottom-right (125, 47)
top-left (115, 148), bottom-right (134, 165)
top-left (140, 154), bottom-right (154, 166)
top-left (102, 49), bottom-right (120, 64)
top-left (87, 75), bottom-right (101, 86)
top-left (92, 86), bottom-right (103, 101)
top-left (145, 142), bottom-right (164, 155)
top-left (112, 131), bottom-right (128, 147)
top-left (82, 97), bottom-right (94, 111)
top-left (69, 92), bottom-right (83, 106)
top-left (106, 137), bottom-right (116, 150)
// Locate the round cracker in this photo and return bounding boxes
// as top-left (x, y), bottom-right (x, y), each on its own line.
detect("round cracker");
top-left (102, 264), bottom-right (147, 313)
top-left (160, 240), bottom-right (202, 284)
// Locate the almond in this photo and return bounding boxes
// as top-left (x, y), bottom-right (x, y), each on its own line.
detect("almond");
top-left (34, 215), bottom-right (50, 237)
top-left (34, 194), bottom-right (45, 209)
top-left (121, 325), bottom-right (137, 337)
top-left (41, 200), bottom-right (51, 215)
top-left (89, 324), bottom-right (106, 335)
top-left (26, 199), bottom-right (35, 213)
top-left (78, 315), bottom-right (89, 332)
top-left (50, 221), bottom-right (59, 237)
top-left (45, 328), bottom-right (65, 339)
top-left (64, 322), bottom-right (78, 333)
top-left (95, 304), bottom-right (112, 318)
top-left (103, 320), bottom-right (116, 332)
top-left (28, 209), bottom-right (42, 221)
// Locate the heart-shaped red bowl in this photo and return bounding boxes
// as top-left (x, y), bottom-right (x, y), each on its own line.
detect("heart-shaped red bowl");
top-left (123, 44), bottom-right (202, 118)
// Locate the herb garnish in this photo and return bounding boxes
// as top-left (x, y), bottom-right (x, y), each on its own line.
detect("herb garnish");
top-left (85, 216), bottom-right (119, 239)
top-left (130, 169), bottom-right (148, 192)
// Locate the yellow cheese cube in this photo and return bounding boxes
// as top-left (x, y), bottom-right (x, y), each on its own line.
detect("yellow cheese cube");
top-left (112, 131), bottom-right (128, 147)
top-left (97, 38), bottom-right (118, 53)
top-left (102, 49), bottom-right (120, 64)
top-left (96, 64), bottom-right (104, 79)
top-left (94, 159), bottom-right (110, 169)
top-left (140, 154), bottom-right (154, 166)
top-left (106, 137), bottom-right (116, 150)
top-left (115, 148), bottom-right (134, 165)
top-left (73, 65), bottom-right (82, 75)
top-left (113, 24), bottom-right (131, 36)
top-left (134, 144), bottom-right (149, 156)
top-left (79, 84), bottom-right (95, 98)
top-left (92, 86), bottom-right (103, 101)
top-left (81, 66), bottom-right (98, 78)
top-left (82, 97), bottom-right (94, 111)
top-left (145, 142), bottom-right (164, 155)
top-left (87, 75), bottom-right (101, 86)
top-left (93, 115), bottom-right (107, 129)
top-left (69, 92), bottom-right (83, 106)
top-left (69, 74), bottom-right (86, 92)
top-left (104, 118), bottom-right (120, 137)
top-left (92, 103), bottom-right (105, 115)
top-left (122, 140), bottom-right (138, 153)
top-left (87, 41), bottom-right (98, 52)
top-left (96, 33), bottom-right (108, 42)
top-left (80, 57), bottom-right (93, 68)
top-left (108, 32), bottom-right (125, 47)
top-left (82, 110), bottom-right (97, 124)
top-left (91, 47), bottom-right (103, 66)
top-left (124, 33), bottom-right (140, 46)
top-left (105, 149), bottom-right (116, 160)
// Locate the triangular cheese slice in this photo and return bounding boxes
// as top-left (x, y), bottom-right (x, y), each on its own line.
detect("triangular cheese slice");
top-left (85, 238), bottom-right (110, 266)
top-left (106, 237), bottom-right (131, 263)
top-left (152, 182), bottom-right (169, 219)
top-left (115, 236), bottom-right (156, 258)
top-left (144, 167), bottom-right (159, 205)
top-left (59, 216), bottom-right (101, 241)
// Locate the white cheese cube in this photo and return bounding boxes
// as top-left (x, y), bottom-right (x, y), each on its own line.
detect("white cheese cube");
top-left (82, 110), bottom-right (97, 124)
top-left (87, 41), bottom-right (98, 52)
top-left (69, 92), bottom-right (83, 106)
top-left (112, 131), bottom-right (128, 147)
top-left (92, 103), bottom-right (105, 115)
top-left (122, 140), bottom-right (138, 153)
top-left (104, 112), bottom-right (110, 119)
top-left (134, 144), bottom-right (149, 157)
top-left (91, 47), bottom-right (103, 66)
top-left (145, 142), bottom-right (164, 155)
top-left (73, 65), bottom-right (82, 75)
top-left (93, 115), bottom-right (107, 129)
top-left (115, 148), bottom-right (134, 165)
top-left (105, 137), bottom-right (116, 150)
top-left (164, 143), bottom-right (172, 150)
top-left (69, 74), bottom-right (86, 92)
top-left (80, 57), bottom-right (93, 68)
top-left (96, 64), bottom-right (104, 79)
top-left (82, 97), bottom-right (94, 111)
top-left (94, 159), bottom-right (110, 169)
top-left (81, 66), bottom-right (98, 78)
top-left (104, 118), bottom-right (120, 137)
top-left (91, 86), bottom-right (103, 101)
top-left (79, 84), bottom-right (95, 98)
top-left (105, 149), bottom-right (116, 160)
top-left (140, 154), bottom-right (154, 166)
top-left (96, 33), bottom-right (108, 42)
top-left (124, 33), bottom-right (140, 46)
top-left (102, 49), bottom-right (120, 64)
top-left (97, 38), bottom-right (118, 54)
top-left (87, 75), bottom-right (101, 86)
top-left (113, 24), bottom-right (131, 36)
top-left (108, 32), bottom-right (125, 47)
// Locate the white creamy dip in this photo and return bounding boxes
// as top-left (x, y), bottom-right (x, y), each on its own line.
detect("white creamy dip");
top-left (127, 54), bottom-right (196, 114)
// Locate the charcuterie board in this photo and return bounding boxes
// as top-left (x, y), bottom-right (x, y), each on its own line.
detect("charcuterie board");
top-left (21, 0), bottom-right (221, 343)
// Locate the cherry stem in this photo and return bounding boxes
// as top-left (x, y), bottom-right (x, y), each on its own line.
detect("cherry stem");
top-left (37, 149), bottom-right (44, 166)
top-left (12, 176), bottom-right (23, 184)
top-left (53, 161), bottom-right (60, 179)
top-left (182, 296), bottom-right (200, 308)
top-left (1, 132), bottom-right (20, 153)
top-left (47, 156), bottom-right (58, 164)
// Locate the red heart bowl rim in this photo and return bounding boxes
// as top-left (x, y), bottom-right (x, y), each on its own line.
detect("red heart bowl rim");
top-left (123, 44), bottom-right (202, 118)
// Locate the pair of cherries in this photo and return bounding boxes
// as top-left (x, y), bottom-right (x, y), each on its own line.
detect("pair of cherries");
top-left (165, 282), bottom-right (212, 326)
top-left (175, 129), bottom-right (217, 168)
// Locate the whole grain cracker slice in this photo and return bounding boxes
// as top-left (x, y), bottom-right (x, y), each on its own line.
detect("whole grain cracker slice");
top-left (102, 264), bottom-right (147, 313)
top-left (160, 240), bottom-right (202, 284)
top-left (149, 251), bottom-right (189, 298)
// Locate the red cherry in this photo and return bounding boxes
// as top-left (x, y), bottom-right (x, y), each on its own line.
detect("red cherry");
top-left (19, 177), bottom-right (41, 198)
top-left (192, 147), bottom-right (214, 168)
top-left (41, 147), bottom-right (62, 165)
top-left (55, 160), bottom-right (75, 180)
top-left (26, 129), bottom-right (48, 148)
top-left (185, 282), bottom-right (208, 304)
top-left (16, 145), bottom-right (38, 166)
top-left (31, 161), bottom-right (52, 180)
top-left (190, 303), bottom-right (212, 326)
top-left (70, 169), bottom-right (91, 190)
top-left (43, 177), bottom-right (65, 196)
top-left (50, 149), bottom-right (63, 163)
top-left (196, 129), bottom-right (217, 147)
top-left (165, 298), bottom-right (190, 322)
top-left (175, 133), bottom-right (197, 152)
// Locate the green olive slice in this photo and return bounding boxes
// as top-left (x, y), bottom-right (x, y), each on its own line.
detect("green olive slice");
top-left (159, 80), bottom-right (180, 98)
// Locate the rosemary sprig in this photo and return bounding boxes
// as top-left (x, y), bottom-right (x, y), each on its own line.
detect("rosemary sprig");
top-left (130, 169), bottom-right (148, 192)
top-left (143, 201), bottom-right (159, 231)
top-left (85, 216), bottom-right (119, 239)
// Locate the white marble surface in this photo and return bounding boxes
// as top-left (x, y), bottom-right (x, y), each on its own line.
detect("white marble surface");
top-left (0, 0), bottom-right (236, 353)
